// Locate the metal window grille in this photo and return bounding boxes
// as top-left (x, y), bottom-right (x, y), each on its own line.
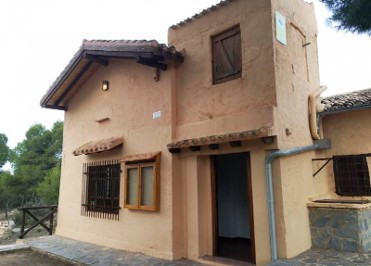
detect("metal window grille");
top-left (81, 160), bottom-right (121, 220)
top-left (333, 155), bottom-right (371, 196)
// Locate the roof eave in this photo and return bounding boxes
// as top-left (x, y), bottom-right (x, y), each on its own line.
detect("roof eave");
top-left (40, 43), bottom-right (184, 110)
top-left (319, 104), bottom-right (371, 116)
top-left (40, 47), bottom-right (85, 109)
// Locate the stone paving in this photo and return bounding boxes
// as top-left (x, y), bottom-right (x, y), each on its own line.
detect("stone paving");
top-left (268, 248), bottom-right (371, 266)
top-left (1, 235), bottom-right (371, 265)
top-left (0, 243), bottom-right (29, 253)
top-left (19, 235), bottom-right (202, 266)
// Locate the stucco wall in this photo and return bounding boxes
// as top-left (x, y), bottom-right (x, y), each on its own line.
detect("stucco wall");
top-left (314, 109), bottom-right (371, 199)
top-left (322, 109), bottom-right (371, 155)
top-left (168, 0), bottom-right (276, 141)
top-left (57, 59), bottom-right (177, 259)
top-left (168, 0), bottom-right (322, 264)
top-left (55, 0), bottom-right (327, 264)
top-left (272, 0), bottom-right (319, 148)
top-left (172, 141), bottom-right (272, 265)
top-left (168, 1), bottom-right (278, 264)
top-left (270, 0), bottom-right (320, 259)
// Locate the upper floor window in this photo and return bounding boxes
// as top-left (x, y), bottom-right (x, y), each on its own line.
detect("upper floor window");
top-left (333, 154), bottom-right (371, 196)
top-left (81, 160), bottom-right (121, 220)
top-left (212, 25), bottom-right (242, 84)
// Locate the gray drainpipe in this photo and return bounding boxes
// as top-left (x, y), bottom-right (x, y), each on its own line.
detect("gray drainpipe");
top-left (265, 139), bottom-right (331, 261)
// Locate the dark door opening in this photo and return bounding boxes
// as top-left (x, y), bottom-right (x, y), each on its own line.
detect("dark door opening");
top-left (213, 153), bottom-right (255, 263)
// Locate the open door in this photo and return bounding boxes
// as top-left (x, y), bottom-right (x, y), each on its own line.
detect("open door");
top-left (212, 153), bottom-right (255, 264)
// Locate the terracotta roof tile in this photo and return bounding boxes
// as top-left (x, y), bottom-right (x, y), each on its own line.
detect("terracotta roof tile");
top-left (121, 152), bottom-right (160, 163)
top-left (321, 88), bottom-right (371, 113)
top-left (167, 127), bottom-right (274, 150)
top-left (82, 39), bottom-right (182, 56)
top-left (72, 136), bottom-right (123, 156)
top-left (170, 0), bottom-right (235, 29)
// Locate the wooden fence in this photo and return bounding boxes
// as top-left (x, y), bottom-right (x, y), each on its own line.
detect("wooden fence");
top-left (19, 205), bottom-right (57, 239)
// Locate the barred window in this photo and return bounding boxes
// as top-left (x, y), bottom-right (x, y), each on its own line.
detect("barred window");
top-left (82, 160), bottom-right (121, 220)
top-left (333, 154), bottom-right (371, 196)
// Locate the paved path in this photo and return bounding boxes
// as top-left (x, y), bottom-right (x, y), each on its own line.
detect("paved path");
top-left (20, 235), bottom-right (202, 266)
top-left (2, 235), bottom-right (371, 265)
top-left (268, 248), bottom-right (371, 266)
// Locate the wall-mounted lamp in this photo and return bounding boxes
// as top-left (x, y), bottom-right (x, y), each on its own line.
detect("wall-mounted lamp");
top-left (102, 80), bottom-right (109, 91)
top-left (262, 136), bottom-right (274, 144)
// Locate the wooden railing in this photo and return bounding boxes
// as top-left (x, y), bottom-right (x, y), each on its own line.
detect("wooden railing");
top-left (19, 205), bottom-right (58, 239)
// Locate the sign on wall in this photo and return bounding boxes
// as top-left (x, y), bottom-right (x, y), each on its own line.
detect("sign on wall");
top-left (275, 11), bottom-right (287, 45)
top-left (153, 111), bottom-right (161, 120)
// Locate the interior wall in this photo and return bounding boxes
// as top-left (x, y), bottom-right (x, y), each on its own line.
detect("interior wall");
top-left (215, 153), bottom-right (250, 238)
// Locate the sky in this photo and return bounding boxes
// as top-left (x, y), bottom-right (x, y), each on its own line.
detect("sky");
top-left (0, 0), bottom-right (370, 149)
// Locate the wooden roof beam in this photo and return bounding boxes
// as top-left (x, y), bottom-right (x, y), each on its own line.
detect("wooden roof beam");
top-left (54, 60), bottom-right (94, 106)
top-left (85, 54), bottom-right (109, 66)
top-left (136, 56), bottom-right (167, 71)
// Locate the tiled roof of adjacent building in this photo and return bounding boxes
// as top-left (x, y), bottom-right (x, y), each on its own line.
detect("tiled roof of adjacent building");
top-left (321, 88), bottom-right (371, 114)
top-left (41, 39), bottom-right (184, 110)
top-left (170, 0), bottom-right (235, 29)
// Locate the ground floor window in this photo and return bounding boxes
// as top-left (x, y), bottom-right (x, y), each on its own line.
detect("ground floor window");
top-left (333, 154), bottom-right (371, 196)
top-left (81, 159), bottom-right (121, 220)
top-left (122, 152), bottom-right (160, 211)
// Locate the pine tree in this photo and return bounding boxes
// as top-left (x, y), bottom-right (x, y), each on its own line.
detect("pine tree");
top-left (320, 0), bottom-right (371, 34)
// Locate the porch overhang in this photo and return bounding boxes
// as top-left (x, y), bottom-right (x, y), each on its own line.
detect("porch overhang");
top-left (167, 127), bottom-right (274, 153)
top-left (121, 151), bottom-right (161, 163)
top-left (40, 40), bottom-right (184, 110)
top-left (72, 136), bottom-right (123, 156)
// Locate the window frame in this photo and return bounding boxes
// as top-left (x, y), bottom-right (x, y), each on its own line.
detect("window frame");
top-left (333, 154), bottom-right (371, 196)
top-left (211, 25), bottom-right (242, 84)
top-left (123, 153), bottom-right (160, 211)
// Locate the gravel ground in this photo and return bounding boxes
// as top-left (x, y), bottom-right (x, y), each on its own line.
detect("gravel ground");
top-left (0, 249), bottom-right (74, 266)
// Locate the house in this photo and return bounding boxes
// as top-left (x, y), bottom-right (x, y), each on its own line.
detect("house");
top-left (306, 89), bottom-right (371, 254)
top-left (40, 0), bottom-right (371, 265)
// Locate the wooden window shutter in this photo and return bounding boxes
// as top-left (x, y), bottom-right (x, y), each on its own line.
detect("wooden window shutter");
top-left (212, 26), bottom-right (242, 84)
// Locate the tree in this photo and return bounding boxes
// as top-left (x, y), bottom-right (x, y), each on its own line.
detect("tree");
top-left (10, 121), bottom-right (63, 204)
top-left (0, 133), bottom-right (9, 169)
top-left (0, 170), bottom-right (27, 217)
top-left (320, 0), bottom-right (371, 34)
top-left (36, 162), bottom-right (61, 205)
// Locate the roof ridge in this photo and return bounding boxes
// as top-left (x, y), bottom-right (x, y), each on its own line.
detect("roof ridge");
top-left (322, 87), bottom-right (371, 99)
top-left (170, 0), bottom-right (234, 29)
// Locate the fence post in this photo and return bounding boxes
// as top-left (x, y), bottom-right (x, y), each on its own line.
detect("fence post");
top-left (20, 208), bottom-right (26, 239)
top-left (49, 207), bottom-right (54, 235)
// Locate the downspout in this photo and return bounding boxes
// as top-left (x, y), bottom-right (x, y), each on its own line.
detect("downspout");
top-left (309, 86), bottom-right (327, 140)
top-left (265, 139), bottom-right (331, 261)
